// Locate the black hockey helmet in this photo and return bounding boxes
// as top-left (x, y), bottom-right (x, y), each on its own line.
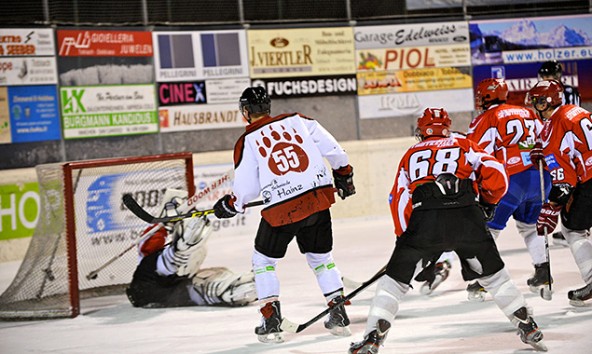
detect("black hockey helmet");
top-left (239, 86), bottom-right (271, 116)
top-left (538, 60), bottom-right (562, 79)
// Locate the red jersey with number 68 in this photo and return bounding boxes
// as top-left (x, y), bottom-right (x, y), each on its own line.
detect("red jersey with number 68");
top-left (389, 136), bottom-right (508, 236)
top-left (467, 103), bottom-right (542, 176)
top-left (541, 104), bottom-right (592, 187)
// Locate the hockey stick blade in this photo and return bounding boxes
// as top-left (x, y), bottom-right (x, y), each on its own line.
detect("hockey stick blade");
top-left (280, 265), bottom-right (387, 334)
top-left (123, 194), bottom-right (266, 224)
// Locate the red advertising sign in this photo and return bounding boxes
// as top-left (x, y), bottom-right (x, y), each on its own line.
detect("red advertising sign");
top-left (57, 30), bottom-right (153, 57)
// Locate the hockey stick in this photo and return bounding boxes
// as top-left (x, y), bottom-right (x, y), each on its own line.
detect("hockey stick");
top-left (281, 265), bottom-right (387, 334)
top-left (123, 194), bottom-right (266, 224)
top-left (539, 160), bottom-right (552, 301)
top-left (87, 168), bottom-right (236, 280)
top-left (85, 223), bottom-right (162, 280)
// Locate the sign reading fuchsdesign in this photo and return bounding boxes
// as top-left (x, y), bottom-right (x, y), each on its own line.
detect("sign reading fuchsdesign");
top-left (60, 84), bottom-right (158, 139)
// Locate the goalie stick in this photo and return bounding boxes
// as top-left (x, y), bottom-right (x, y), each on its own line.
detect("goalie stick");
top-left (123, 194), bottom-right (267, 224)
top-left (280, 265), bottom-right (387, 334)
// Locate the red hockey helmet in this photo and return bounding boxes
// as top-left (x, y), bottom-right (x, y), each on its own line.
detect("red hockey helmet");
top-left (526, 80), bottom-right (564, 108)
top-left (416, 108), bottom-right (451, 140)
top-left (475, 78), bottom-right (508, 109)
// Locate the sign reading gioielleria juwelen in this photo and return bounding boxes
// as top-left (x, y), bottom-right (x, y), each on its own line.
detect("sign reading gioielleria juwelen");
top-left (56, 29), bottom-right (157, 139)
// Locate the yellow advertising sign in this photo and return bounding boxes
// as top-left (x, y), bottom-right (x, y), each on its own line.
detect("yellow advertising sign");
top-left (248, 27), bottom-right (356, 78)
top-left (357, 67), bottom-right (472, 95)
top-left (0, 87), bottom-right (10, 144)
top-left (356, 44), bottom-right (470, 71)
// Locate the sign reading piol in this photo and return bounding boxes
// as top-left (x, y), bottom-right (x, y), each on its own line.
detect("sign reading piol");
top-left (60, 84), bottom-right (158, 139)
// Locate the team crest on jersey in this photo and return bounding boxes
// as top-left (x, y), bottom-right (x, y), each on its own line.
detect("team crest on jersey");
top-left (256, 125), bottom-right (310, 176)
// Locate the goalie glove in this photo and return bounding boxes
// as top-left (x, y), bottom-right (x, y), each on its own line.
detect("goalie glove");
top-left (214, 194), bottom-right (238, 219)
top-left (537, 203), bottom-right (561, 235)
top-left (333, 165), bottom-right (356, 200)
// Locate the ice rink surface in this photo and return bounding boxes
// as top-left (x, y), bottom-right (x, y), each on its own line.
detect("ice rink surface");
top-left (1, 215), bottom-right (592, 353)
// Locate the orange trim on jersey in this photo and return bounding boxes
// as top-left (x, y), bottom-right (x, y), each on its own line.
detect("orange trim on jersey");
top-left (261, 185), bottom-right (336, 227)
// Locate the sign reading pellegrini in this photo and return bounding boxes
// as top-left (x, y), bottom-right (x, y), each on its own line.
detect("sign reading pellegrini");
top-left (248, 27), bottom-right (356, 78)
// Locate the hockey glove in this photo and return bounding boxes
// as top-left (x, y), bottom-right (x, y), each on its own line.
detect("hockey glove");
top-left (478, 197), bottom-right (497, 222)
top-left (333, 165), bottom-right (356, 200)
top-left (529, 141), bottom-right (545, 168)
top-left (548, 183), bottom-right (574, 206)
top-left (213, 194), bottom-right (238, 219)
top-left (536, 203), bottom-right (561, 235)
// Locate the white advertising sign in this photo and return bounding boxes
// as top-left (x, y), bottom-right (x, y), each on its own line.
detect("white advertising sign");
top-left (354, 22), bottom-right (470, 49)
top-left (159, 102), bottom-right (246, 132)
top-left (357, 88), bottom-right (474, 119)
top-left (0, 28), bottom-right (55, 57)
top-left (205, 78), bottom-right (251, 104)
top-left (0, 57), bottom-right (58, 86)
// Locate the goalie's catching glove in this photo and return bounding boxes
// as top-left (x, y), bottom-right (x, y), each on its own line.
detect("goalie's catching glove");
top-left (537, 203), bottom-right (561, 235)
top-left (214, 194), bottom-right (238, 219)
top-left (333, 165), bottom-right (356, 200)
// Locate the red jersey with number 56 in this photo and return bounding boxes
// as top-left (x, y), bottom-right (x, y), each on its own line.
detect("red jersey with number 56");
top-left (467, 103), bottom-right (542, 176)
top-left (390, 136), bottom-right (508, 236)
top-left (541, 104), bottom-right (592, 187)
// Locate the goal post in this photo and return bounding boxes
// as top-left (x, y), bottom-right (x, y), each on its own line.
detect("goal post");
top-left (0, 152), bottom-right (194, 320)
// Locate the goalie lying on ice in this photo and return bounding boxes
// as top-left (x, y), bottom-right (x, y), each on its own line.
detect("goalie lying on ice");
top-left (126, 189), bottom-right (257, 308)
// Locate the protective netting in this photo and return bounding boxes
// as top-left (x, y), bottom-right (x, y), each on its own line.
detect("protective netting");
top-left (0, 0), bottom-right (588, 26)
top-left (0, 153), bottom-right (193, 319)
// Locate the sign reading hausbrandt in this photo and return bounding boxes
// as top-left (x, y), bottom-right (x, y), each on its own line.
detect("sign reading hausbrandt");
top-left (60, 84), bottom-right (158, 139)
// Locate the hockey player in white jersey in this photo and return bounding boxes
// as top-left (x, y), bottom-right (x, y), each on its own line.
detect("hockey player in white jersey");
top-left (213, 86), bottom-right (356, 343)
top-left (126, 189), bottom-right (257, 308)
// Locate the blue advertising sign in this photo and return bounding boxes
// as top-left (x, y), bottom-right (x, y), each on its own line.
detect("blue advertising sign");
top-left (7, 85), bottom-right (60, 143)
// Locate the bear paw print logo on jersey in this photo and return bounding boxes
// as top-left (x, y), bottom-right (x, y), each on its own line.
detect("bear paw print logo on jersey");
top-left (257, 125), bottom-right (309, 176)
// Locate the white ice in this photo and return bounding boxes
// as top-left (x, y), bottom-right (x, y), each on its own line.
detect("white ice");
top-left (1, 216), bottom-right (591, 353)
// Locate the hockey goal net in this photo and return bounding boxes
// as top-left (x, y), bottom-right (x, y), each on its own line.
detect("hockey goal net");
top-left (0, 152), bottom-right (194, 320)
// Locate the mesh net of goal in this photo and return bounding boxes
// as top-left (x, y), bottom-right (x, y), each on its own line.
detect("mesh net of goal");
top-left (0, 153), bottom-right (193, 320)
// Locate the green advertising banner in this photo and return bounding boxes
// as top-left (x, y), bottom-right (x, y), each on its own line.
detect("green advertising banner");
top-left (0, 182), bottom-right (39, 240)
top-left (60, 84), bottom-right (159, 139)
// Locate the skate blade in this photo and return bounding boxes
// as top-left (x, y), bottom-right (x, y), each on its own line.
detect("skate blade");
top-left (540, 287), bottom-right (552, 301)
top-left (329, 325), bottom-right (351, 337)
top-left (349, 343), bottom-right (380, 354)
top-left (528, 339), bottom-right (548, 352)
top-left (569, 299), bottom-right (588, 307)
top-left (467, 292), bottom-right (486, 302)
top-left (257, 332), bottom-right (284, 343)
top-left (420, 282), bottom-right (433, 295)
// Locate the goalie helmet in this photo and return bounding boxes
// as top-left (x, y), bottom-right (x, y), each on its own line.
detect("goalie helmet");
top-left (475, 78), bottom-right (508, 109)
top-left (239, 86), bottom-right (271, 122)
top-left (526, 80), bottom-right (564, 109)
top-left (538, 60), bottom-right (562, 80)
top-left (416, 108), bottom-right (451, 140)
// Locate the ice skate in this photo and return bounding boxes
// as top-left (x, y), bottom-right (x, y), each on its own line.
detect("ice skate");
top-left (552, 231), bottom-right (568, 247)
top-left (466, 281), bottom-right (487, 302)
top-left (527, 263), bottom-right (552, 300)
top-left (420, 260), bottom-right (451, 295)
top-left (255, 300), bottom-right (284, 343)
top-left (348, 319), bottom-right (391, 354)
top-left (324, 295), bottom-right (351, 336)
top-left (568, 283), bottom-right (592, 307)
top-left (512, 307), bottom-right (547, 351)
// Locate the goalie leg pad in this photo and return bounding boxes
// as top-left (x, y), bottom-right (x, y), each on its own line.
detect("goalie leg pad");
top-left (364, 275), bottom-right (409, 337)
top-left (252, 250), bottom-right (280, 300)
top-left (305, 252), bottom-right (344, 296)
top-left (563, 226), bottom-right (592, 284)
top-left (479, 268), bottom-right (527, 320)
top-left (190, 267), bottom-right (257, 306)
